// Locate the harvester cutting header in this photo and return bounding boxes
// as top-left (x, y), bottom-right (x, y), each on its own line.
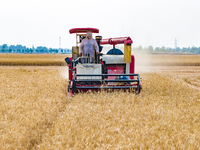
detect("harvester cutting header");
top-left (65, 27), bottom-right (142, 96)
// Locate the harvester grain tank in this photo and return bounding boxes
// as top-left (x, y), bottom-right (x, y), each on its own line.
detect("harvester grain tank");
top-left (65, 28), bottom-right (142, 95)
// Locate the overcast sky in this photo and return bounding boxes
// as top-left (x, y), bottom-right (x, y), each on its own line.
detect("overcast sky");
top-left (0, 0), bottom-right (200, 49)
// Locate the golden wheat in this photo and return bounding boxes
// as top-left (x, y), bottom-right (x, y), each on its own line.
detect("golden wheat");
top-left (0, 68), bottom-right (200, 149)
top-left (37, 73), bottom-right (200, 149)
top-left (0, 69), bottom-right (69, 149)
top-left (0, 54), bottom-right (200, 66)
top-left (0, 54), bottom-right (71, 66)
top-left (135, 54), bottom-right (200, 66)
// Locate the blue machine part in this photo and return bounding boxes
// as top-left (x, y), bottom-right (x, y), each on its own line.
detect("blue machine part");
top-left (110, 76), bottom-right (131, 84)
top-left (106, 48), bottom-right (123, 55)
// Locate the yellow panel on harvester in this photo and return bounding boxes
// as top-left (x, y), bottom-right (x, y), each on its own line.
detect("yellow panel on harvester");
top-left (124, 45), bottom-right (131, 63)
top-left (72, 46), bottom-right (79, 60)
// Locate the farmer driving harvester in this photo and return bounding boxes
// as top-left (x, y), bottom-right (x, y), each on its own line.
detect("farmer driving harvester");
top-left (79, 31), bottom-right (100, 63)
top-left (65, 27), bottom-right (142, 95)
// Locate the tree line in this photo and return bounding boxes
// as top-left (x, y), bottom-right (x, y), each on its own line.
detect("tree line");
top-left (0, 44), bottom-right (71, 54)
top-left (132, 45), bottom-right (200, 54)
top-left (1, 44), bottom-right (200, 54)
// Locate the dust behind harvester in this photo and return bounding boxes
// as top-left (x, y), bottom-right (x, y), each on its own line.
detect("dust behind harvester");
top-left (65, 28), bottom-right (142, 96)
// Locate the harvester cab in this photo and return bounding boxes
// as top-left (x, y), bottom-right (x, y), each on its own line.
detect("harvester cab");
top-left (65, 28), bottom-right (142, 96)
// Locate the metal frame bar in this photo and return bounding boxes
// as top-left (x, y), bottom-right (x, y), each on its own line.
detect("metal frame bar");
top-left (75, 79), bottom-right (138, 82)
top-left (76, 86), bottom-right (138, 89)
top-left (75, 74), bottom-right (139, 77)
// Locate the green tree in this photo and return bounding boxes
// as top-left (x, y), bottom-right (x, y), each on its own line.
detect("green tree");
top-left (166, 47), bottom-right (173, 52)
top-left (29, 48), bottom-right (34, 53)
top-left (138, 45), bottom-right (142, 52)
top-left (12, 49), bottom-right (16, 53)
top-left (190, 46), bottom-right (195, 53)
top-left (147, 45), bottom-right (153, 53)
top-left (198, 47), bottom-right (200, 54)
top-left (1, 44), bottom-right (7, 53)
top-left (8, 49), bottom-right (12, 53)
top-left (25, 48), bottom-right (29, 53)
top-left (155, 47), bottom-right (160, 52)
top-left (182, 47), bottom-right (186, 53)
top-left (17, 49), bottom-right (21, 53)
top-left (160, 46), bottom-right (166, 52)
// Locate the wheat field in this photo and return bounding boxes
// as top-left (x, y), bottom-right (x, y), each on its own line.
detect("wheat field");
top-left (0, 54), bottom-right (71, 66)
top-left (0, 53), bottom-right (200, 66)
top-left (135, 54), bottom-right (200, 66)
top-left (0, 61), bottom-right (200, 149)
top-left (38, 73), bottom-right (200, 149)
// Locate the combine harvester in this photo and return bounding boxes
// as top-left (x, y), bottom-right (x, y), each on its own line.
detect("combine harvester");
top-left (65, 28), bottom-right (142, 96)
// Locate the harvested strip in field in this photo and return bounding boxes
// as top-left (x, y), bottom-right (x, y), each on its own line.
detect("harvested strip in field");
top-left (38, 73), bottom-right (200, 149)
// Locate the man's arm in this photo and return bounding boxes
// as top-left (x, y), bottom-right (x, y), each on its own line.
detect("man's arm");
top-left (93, 39), bottom-right (99, 54)
top-left (79, 40), bottom-right (84, 56)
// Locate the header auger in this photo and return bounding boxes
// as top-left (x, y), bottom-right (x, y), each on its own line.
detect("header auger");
top-left (65, 28), bottom-right (142, 96)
